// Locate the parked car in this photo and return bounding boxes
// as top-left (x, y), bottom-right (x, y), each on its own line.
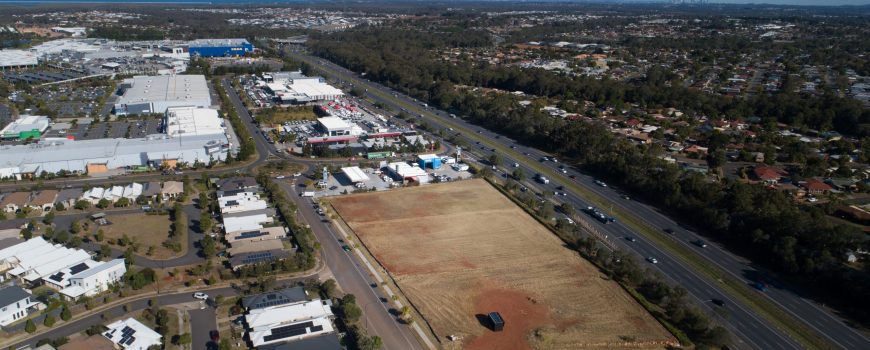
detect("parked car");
top-left (594, 179), bottom-right (607, 187)
top-left (210, 330), bottom-right (220, 342)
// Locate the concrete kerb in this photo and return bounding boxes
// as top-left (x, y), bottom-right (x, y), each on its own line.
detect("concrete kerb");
top-left (0, 263), bottom-right (326, 349)
top-left (326, 207), bottom-right (438, 350)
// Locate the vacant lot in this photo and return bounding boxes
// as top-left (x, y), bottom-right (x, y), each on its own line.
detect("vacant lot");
top-left (259, 106), bottom-right (318, 124)
top-left (94, 213), bottom-right (179, 259)
top-left (331, 179), bottom-right (676, 350)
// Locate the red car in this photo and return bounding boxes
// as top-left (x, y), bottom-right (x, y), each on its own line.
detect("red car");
top-left (209, 330), bottom-right (220, 342)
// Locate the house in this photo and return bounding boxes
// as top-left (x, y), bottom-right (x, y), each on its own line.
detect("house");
top-left (0, 285), bottom-right (41, 326)
top-left (43, 259), bottom-right (102, 290)
top-left (161, 181), bottom-right (184, 200)
top-left (82, 187), bottom-right (106, 204)
top-left (804, 178), bottom-right (833, 195)
top-left (60, 259), bottom-right (126, 300)
top-left (223, 214), bottom-right (273, 233)
top-left (217, 177), bottom-right (259, 196)
top-left (229, 249), bottom-right (291, 271)
top-left (122, 183), bottom-right (143, 200)
top-left (1, 192), bottom-right (31, 213)
top-left (244, 299), bottom-right (336, 347)
top-left (28, 190), bottom-right (58, 213)
top-left (228, 239), bottom-right (286, 256)
top-left (56, 188), bottom-right (83, 210)
top-left (225, 227), bottom-right (286, 245)
top-left (753, 166), bottom-right (788, 184)
top-left (103, 318), bottom-right (162, 350)
top-left (256, 333), bottom-right (342, 350)
top-left (140, 182), bottom-right (162, 202)
top-left (58, 334), bottom-right (118, 350)
top-left (0, 237), bottom-right (92, 285)
top-left (243, 286), bottom-right (308, 311)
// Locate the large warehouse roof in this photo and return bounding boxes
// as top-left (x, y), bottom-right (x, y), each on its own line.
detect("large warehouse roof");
top-left (0, 50), bottom-right (38, 68)
top-left (341, 166), bottom-right (369, 183)
top-left (188, 38), bottom-right (250, 48)
top-left (117, 75), bottom-right (211, 108)
top-left (0, 115), bottom-right (50, 137)
top-left (317, 117), bottom-right (350, 131)
top-left (164, 106), bottom-right (224, 138)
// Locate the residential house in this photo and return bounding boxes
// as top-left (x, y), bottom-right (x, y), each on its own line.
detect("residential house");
top-left (56, 188), bottom-right (83, 210)
top-left (0, 285), bottom-right (41, 326)
top-left (28, 190), bottom-right (58, 213)
top-left (225, 227), bottom-right (286, 245)
top-left (753, 166), bottom-right (788, 185)
top-left (255, 334), bottom-right (342, 350)
top-left (228, 239), bottom-right (285, 256)
top-left (140, 182), bottom-right (162, 202)
top-left (217, 177), bottom-right (259, 196)
top-left (229, 249), bottom-right (291, 271)
top-left (43, 259), bottom-right (102, 291)
top-left (103, 318), bottom-right (162, 350)
top-left (60, 259), bottom-right (126, 300)
top-left (0, 237), bottom-right (92, 285)
top-left (161, 181), bottom-right (184, 200)
top-left (1, 192), bottom-right (31, 213)
top-left (81, 187), bottom-right (106, 204)
top-left (122, 183), bottom-right (143, 200)
top-left (223, 214), bottom-right (273, 233)
top-left (242, 287), bottom-right (308, 311)
top-left (804, 179), bottom-right (833, 195)
top-left (244, 299), bottom-right (336, 347)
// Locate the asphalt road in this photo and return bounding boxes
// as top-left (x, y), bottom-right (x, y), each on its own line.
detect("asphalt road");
top-left (287, 50), bottom-right (870, 349)
top-left (190, 307), bottom-right (218, 350)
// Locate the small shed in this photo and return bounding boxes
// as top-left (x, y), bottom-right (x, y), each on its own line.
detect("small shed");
top-left (487, 312), bottom-right (504, 331)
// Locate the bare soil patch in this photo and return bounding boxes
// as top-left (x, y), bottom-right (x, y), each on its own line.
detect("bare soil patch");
top-left (330, 179), bottom-right (676, 349)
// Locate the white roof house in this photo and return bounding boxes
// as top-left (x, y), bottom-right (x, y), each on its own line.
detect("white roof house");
top-left (164, 107), bottom-right (225, 138)
top-left (122, 183), bottom-right (143, 200)
top-left (44, 259), bottom-right (102, 290)
top-left (245, 299), bottom-right (335, 347)
top-left (104, 318), bottom-right (162, 350)
top-left (82, 187), bottom-right (105, 203)
top-left (219, 198), bottom-right (269, 214)
top-left (0, 237), bottom-right (92, 284)
top-left (223, 214), bottom-right (273, 233)
top-left (60, 259), bottom-right (126, 299)
top-left (115, 75), bottom-right (212, 116)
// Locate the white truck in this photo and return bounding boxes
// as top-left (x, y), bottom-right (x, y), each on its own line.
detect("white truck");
top-left (301, 191), bottom-right (315, 197)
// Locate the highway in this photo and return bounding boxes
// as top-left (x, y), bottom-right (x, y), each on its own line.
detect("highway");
top-left (286, 49), bottom-right (870, 349)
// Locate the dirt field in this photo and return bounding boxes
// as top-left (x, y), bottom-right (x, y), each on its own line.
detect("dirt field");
top-left (331, 179), bottom-right (676, 350)
top-left (93, 213), bottom-right (179, 259)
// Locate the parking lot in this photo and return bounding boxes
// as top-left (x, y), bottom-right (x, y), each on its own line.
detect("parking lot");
top-left (312, 160), bottom-right (473, 198)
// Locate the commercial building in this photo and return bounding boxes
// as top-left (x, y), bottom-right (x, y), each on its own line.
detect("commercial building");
top-left (188, 38), bottom-right (254, 57)
top-left (385, 162), bottom-right (429, 184)
top-left (340, 166), bottom-right (369, 184)
top-left (0, 134), bottom-right (229, 179)
top-left (164, 106), bottom-right (225, 138)
top-left (263, 71), bottom-right (343, 104)
top-left (417, 154), bottom-right (442, 169)
top-left (0, 285), bottom-right (41, 326)
top-left (104, 318), bottom-right (163, 350)
top-left (114, 75), bottom-right (212, 116)
top-left (0, 115), bottom-right (50, 140)
top-left (0, 50), bottom-right (38, 69)
top-left (245, 299), bottom-right (336, 347)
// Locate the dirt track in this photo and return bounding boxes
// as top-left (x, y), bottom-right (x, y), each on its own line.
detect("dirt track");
top-left (331, 179), bottom-right (677, 349)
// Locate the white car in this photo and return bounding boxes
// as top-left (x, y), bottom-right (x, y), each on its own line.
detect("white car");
top-left (513, 163), bottom-right (519, 168)
top-left (646, 257), bottom-right (659, 264)
top-left (193, 292), bottom-right (209, 300)
top-left (595, 180), bottom-right (607, 187)
top-left (275, 175), bottom-right (286, 179)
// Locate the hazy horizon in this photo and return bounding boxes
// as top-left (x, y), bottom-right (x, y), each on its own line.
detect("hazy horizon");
top-left (0, 0), bottom-right (869, 7)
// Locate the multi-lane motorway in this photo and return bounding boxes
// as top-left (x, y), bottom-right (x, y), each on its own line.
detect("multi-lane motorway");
top-left (286, 49), bottom-right (870, 350)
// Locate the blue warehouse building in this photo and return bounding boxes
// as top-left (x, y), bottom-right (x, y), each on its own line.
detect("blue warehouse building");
top-left (188, 38), bottom-right (254, 57)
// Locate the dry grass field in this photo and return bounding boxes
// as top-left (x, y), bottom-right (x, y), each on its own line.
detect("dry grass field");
top-left (94, 213), bottom-right (178, 259)
top-left (330, 179), bottom-right (677, 350)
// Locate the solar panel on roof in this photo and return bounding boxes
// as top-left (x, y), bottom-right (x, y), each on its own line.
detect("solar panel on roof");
top-left (263, 321), bottom-right (314, 342)
top-left (125, 336), bottom-right (136, 345)
top-left (310, 325), bottom-right (323, 332)
top-left (234, 231), bottom-right (267, 240)
top-left (70, 262), bottom-right (90, 275)
top-left (49, 272), bottom-right (65, 282)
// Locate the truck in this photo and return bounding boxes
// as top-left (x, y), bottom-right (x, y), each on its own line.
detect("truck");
top-left (536, 174), bottom-right (549, 184)
top-left (301, 191), bottom-right (315, 197)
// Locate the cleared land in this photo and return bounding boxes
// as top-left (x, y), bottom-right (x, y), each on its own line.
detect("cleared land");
top-left (330, 179), bottom-right (676, 350)
top-left (93, 213), bottom-right (178, 259)
top-left (259, 106), bottom-right (318, 124)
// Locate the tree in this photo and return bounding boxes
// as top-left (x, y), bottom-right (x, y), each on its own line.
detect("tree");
top-left (124, 247), bottom-right (135, 267)
top-left (321, 279), bottom-right (338, 299)
top-left (539, 202), bottom-right (555, 219)
top-left (115, 198), bottom-right (130, 207)
top-left (54, 202), bottom-right (66, 211)
top-left (488, 153), bottom-right (501, 167)
top-left (201, 235), bottom-right (217, 257)
top-left (73, 200), bottom-right (90, 210)
top-left (100, 244), bottom-right (112, 261)
top-left (70, 220), bottom-right (81, 234)
top-left (44, 314), bottom-right (56, 327)
top-left (25, 319), bottom-right (36, 333)
top-left (512, 168), bottom-right (525, 181)
top-left (200, 212), bottom-right (213, 233)
top-left (559, 203), bottom-right (574, 217)
top-left (95, 229), bottom-right (105, 242)
top-left (358, 334), bottom-right (384, 350)
top-left (173, 333), bottom-right (192, 345)
top-left (21, 227), bottom-right (32, 240)
top-left (96, 199), bottom-right (111, 209)
top-left (340, 294), bottom-right (362, 324)
top-left (43, 211), bottom-right (55, 225)
top-left (60, 306), bottom-right (72, 321)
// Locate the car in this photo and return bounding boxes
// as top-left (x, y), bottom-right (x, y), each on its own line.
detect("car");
top-left (141, 205), bottom-right (151, 212)
top-left (626, 236), bottom-right (637, 242)
top-left (664, 228), bottom-right (675, 234)
top-left (646, 257), bottom-right (659, 264)
top-left (275, 175), bottom-right (286, 179)
top-left (513, 162), bottom-right (519, 167)
top-left (594, 180), bottom-right (607, 187)
top-left (560, 169), bottom-right (568, 174)
top-left (621, 195), bottom-right (630, 200)
top-left (193, 292), bottom-right (209, 300)
top-left (210, 330), bottom-right (220, 342)
top-left (341, 245), bottom-right (351, 252)
top-left (807, 196), bottom-right (818, 203)
top-left (711, 299), bottom-right (726, 307)
top-left (329, 186), bottom-right (338, 190)
top-left (694, 240), bottom-right (708, 248)
top-left (754, 282), bottom-right (768, 292)
top-left (556, 192), bottom-right (567, 196)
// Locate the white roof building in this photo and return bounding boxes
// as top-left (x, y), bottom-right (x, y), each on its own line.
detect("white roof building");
top-left (164, 107), bottom-right (225, 138)
top-left (262, 71), bottom-right (343, 103)
top-left (219, 198), bottom-right (269, 214)
top-left (223, 214), bottom-right (273, 233)
top-left (60, 259), bottom-right (126, 299)
top-left (122, 183), bottom-right (143, 200)
top-left (115, 75), bottom-right (212, 116)
top-left (0, 50), bottom-right (38, 68)
top-left (82, 187), bottom-right (106, 203)
top-left (0, 115), bottom-right (50, 139)
top-left (385, 162), bottom-right (429, 183)
top-left (0, 237), bottom-right (92, 284)
top-left (341, 166), bottom-right (369, 183)
top-left (245, 299), bottom-right (335, 347)
top-left (104, 318), bottom-right (162, 350)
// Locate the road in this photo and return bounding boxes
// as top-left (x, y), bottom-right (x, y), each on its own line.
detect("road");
top-left (287, 49), bottom-right (870, 349)
top-left (190, 307), bottom-right (218, 350)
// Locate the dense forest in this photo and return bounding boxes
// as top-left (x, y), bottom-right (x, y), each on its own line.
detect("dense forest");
top-left (307, 25), bottom-right (870, 323)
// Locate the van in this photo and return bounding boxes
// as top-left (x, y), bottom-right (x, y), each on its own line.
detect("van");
top-left (301, 191), bottom-right (315, 197)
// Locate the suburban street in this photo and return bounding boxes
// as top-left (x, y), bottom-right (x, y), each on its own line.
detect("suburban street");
top-left (286, 49), bottom-right (870, 350)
